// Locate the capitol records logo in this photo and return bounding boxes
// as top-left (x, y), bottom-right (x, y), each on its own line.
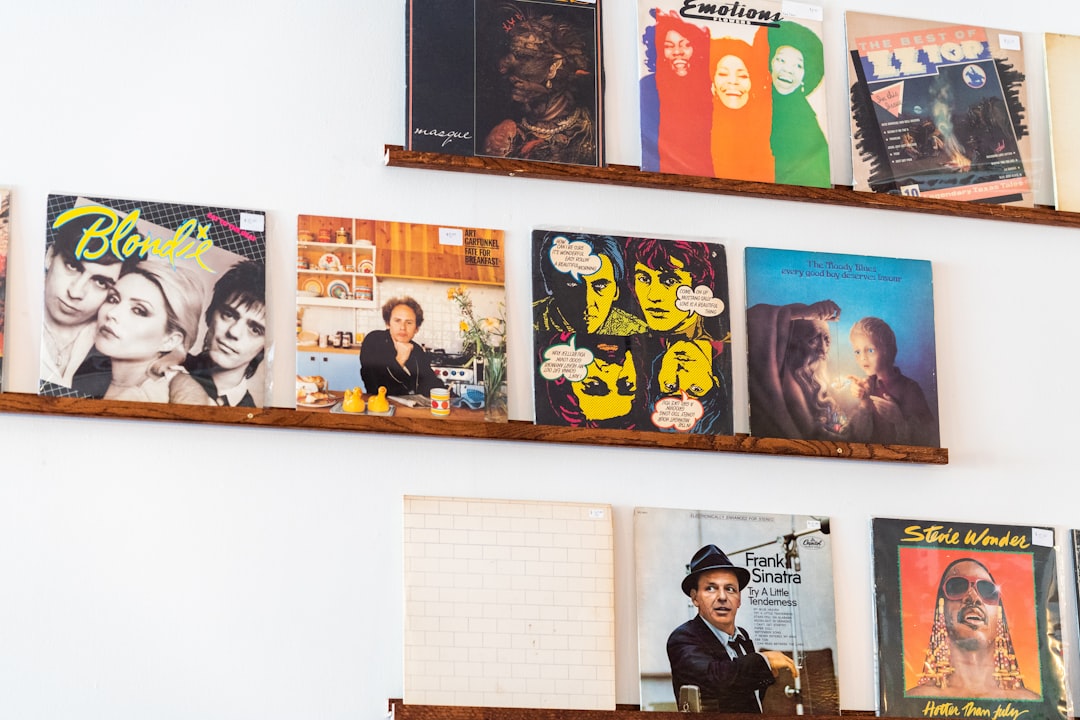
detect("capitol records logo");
top-left (801, 536), bottom-right (824, 549)
top-left (679, 0), bottom-right (782, 28)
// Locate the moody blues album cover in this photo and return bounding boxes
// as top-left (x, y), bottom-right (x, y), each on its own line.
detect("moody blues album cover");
top-left (872, 517), bottom-right (1065, 720)
top-left (40, 194), bottom-right (268, 407)
top-left (846, 12), bottom-right (1032, 205)
top-left (407, 0), bottom-right (603, 166)
top-left (745, 247), bottom-right (939, 446)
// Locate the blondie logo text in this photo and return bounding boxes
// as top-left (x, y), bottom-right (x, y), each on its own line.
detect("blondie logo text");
top-left (679, 0), bottom-right (782, 27)
top-left (54, 205), bottom-right (215, 272)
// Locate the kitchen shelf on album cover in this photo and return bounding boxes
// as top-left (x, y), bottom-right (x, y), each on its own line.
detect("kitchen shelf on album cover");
top-left (0, 392), bottom-right (948, 465)
top-left (384, 145), bottom-right (1080, 231)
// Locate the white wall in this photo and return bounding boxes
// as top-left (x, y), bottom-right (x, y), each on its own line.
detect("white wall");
top-left (0, 1), bottom-right (1077, 718)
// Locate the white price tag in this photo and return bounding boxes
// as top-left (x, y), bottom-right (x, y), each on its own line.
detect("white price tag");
top-left (239, 212), bottom-right (265, 232)
top-left (1032, 527), bottom-right (1053, 547)
top-left (782, 1), bottom-right (823, 22)
top-left (999, 34), bottom-right (1021, 51)
top-left (439, 227), bottom-right (463, 246)
top-left (588, 508), bottom-right (606, 519)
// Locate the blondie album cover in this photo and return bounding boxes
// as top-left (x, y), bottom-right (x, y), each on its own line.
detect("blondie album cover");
top-left (637, 0), bottom-right (830, 187)
top-left (0, 190), bottom-right (9, 385)
top-left (745, 247), bottom-right (939, 446)
top-left (404, 495), bottom-right (615, 709)
top-left (634, 506), bottom-right (839, 714)
top-left (846, 12), bottom-right (1032, 205)
top-left (531, 230), bottom-right (731, 434)
top-left (40, 194), bottom-right (268, 407)
top-left (406, 0), bottom-right (603, 166)
top-left (297, 216), bottom-right (507, 421)
top-left (1044, 33), bottom-right (1080, 212)
top-left (872, 517), bottom-right (1065, 720)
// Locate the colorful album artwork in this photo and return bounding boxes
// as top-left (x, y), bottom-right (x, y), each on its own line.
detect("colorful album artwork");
top-left (872, 517), bottom-right (1065, 720)
top-left (40, 194), bottom-right (268, 407)
top-left (638, 0), bottom-right (830, 187)
top-left (297, 216), bottom-right (506, 421)
top-left (0, 189), bottom-right (9, 386)
top-left (532, 230), bottom-right (731, 434)
top-left (846, 12), bottom-right (1032, 205)
top-left (745, 247), bottom-right (939, 446)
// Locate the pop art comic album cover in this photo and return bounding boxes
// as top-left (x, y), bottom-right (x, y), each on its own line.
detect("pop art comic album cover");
top-left (638, 0), bottom-right (830, 187)
top-left (745, 247), bottom-right (939, 446)
top-left (297, 216), bottom-right (506, 421)
top-left (846, 12), bottom-right (1032, 205)
top-left (406, 0), bottom-right (603, 166)
top-left (532, 230), bottom-right (731, 434)
top-left (635, 506), bottom-right (840, 714)
top-left (872, 518), bottom-right (1065, 720)
top-left (40, 194), bottom-right (268, 407)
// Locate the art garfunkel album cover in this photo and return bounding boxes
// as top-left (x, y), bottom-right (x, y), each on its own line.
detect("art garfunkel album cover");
top-left (635, 507), bottom-right (839, 714)
top-left (638, 0), bottom-right (831, 187)
top-left (745, 247), bottom-right (939, 446)
top-left (532, 230), bottom-right (731, 434)
top-left (40, 194), bottom-right (268, 407)
top-left (872, 517), bottom-right (1066, 720)
top-left (846, 12), bottom-right (1032, 206)
top-left (407, 0), bottom-right (603, 166)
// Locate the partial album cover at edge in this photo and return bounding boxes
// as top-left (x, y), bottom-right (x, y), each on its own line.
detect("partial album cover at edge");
top-left (407, 0), bottom-right (603, 166)
top-left (871, 517), bottom-right (1065, 720)
top-left (40, 194), bottom-right (268, 407)
top-left (0, 189), bottom-right (9, 387)
top-left (634, 506), bottom-right (839, 714)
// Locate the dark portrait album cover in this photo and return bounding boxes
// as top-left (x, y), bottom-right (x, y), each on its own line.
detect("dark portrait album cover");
top-left (846, 12), bottom-right (1032, 206)
top-left (871, 518), bottom-right (1065, 720)
top-left (745, 247), bottom-right (939, 446)
top-left (297, 215), bottom-right (506, 421)
top-left (634, 506), bottom-right (839, 714)
top-left (531, 230), bottom-right (731, 434)
top-left (0, 189), bottom-right (9, 386)
top-left (40, 194), bottom-right (268, 407)
top-left (638, 0), bottom-right (831, 187)
top-left (406, 0), bottom-right (603, 167)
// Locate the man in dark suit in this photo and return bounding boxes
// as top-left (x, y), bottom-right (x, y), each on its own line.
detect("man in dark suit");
top-left (667, 544), bottom-right (798, 712)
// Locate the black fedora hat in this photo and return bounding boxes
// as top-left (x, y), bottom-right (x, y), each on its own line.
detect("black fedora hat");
top-left (681, 544), bottom-right (751, 596)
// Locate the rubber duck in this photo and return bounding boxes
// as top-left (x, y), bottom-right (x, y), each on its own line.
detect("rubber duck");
top-left (367, 386), bottom-right (390, 414)
top-left (342, 387), bottom-right (366, 413)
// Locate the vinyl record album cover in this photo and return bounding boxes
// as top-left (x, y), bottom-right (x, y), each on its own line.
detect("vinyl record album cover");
top-left (298, 216), bottom-right (506, 420)
top-left (532, 230), bottom-right (731, 434)
top-left (872, 517), bottom-right (1065, 720)
top-left (40, 194), bottom-right (268, 407)
top-left (846, 12), bottom-right (1032, 205)
top-left (1044, 33), bottom-right (1080, 212)
top-left (0, 190), bottom-right (9, 386)
top-left (745, 247), bottom-right (939, 446)
top-left (635, 506), bottom-right (839, 714)
top-left (407, 0), bottom-right (603, 166)
top-left (638, 0), bottom-right (830, 187)
top-left (404, 495), bottom-right (615, 709)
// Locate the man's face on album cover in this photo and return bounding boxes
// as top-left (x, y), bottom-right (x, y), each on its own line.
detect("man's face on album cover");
top-left (942, 560), bottom-right (1000, 652)
top-left (691, 569), bottom-right (742, 635)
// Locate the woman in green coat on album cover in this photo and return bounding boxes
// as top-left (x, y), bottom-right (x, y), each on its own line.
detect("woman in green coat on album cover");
top-left (767, 21), bottom-right (831, 188)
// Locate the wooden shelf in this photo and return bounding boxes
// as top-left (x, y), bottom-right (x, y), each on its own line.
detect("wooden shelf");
top-left (0, 392), bottom-right (947, 464)
top-left (384, 145), bottom-right (1080, 230)
top-left (390, 700), bottom-right (877, 720)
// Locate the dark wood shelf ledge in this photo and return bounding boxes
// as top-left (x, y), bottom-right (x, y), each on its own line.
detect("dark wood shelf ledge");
top-left (390, 700), bottom-right (878, 720)
top-left (385, 145), bottom-right (1079, 230)
top-left (0, 392), bottom-right (947, 464)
